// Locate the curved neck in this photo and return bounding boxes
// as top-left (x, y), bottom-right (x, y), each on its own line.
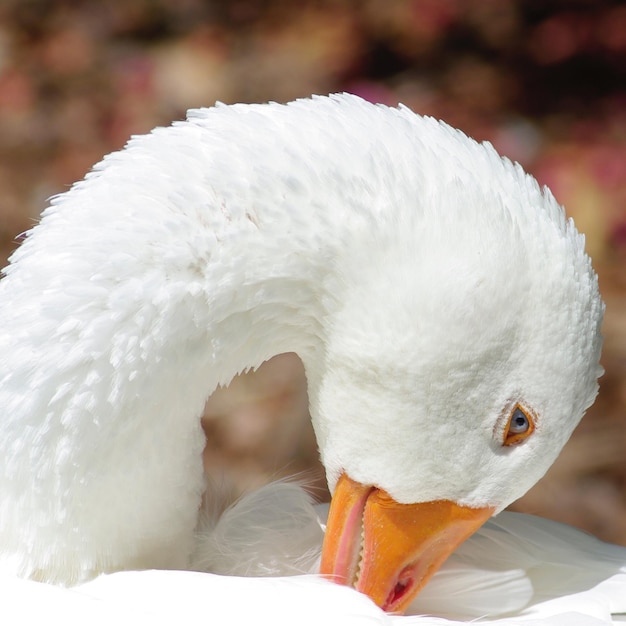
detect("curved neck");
top-left (0, 151), bottom-right (339, 583)
top-left (197, 241), bottom-right (329, 391)
top-left (0, 97), bottom-right (398, 581)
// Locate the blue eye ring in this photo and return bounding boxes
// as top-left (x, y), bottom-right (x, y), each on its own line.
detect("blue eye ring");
top-left (503, 404), bottom-right (535, 446)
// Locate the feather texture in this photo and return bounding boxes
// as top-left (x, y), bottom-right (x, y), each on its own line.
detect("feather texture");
top-left (0, 94), bottom-right (615, 622)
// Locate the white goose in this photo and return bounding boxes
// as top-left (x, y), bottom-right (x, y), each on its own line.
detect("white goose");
top-left (0, 93), bottom-right (622, 624)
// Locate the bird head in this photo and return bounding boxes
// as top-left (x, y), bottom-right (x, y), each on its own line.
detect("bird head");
top-left (304, 122), bottom-right (603, 612)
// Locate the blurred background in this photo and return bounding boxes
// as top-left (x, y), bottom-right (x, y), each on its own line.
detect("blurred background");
top-left (0, 0), bottom-right (625, 544)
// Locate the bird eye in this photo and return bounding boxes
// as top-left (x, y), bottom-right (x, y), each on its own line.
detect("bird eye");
top-left (509, 409), bottom-right (529, 433)
top-left (503, 404), bottom-right (535, 446)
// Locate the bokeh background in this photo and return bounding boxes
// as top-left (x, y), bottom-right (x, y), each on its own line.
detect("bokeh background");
top-left (0, 1), bottom-right (625, 544)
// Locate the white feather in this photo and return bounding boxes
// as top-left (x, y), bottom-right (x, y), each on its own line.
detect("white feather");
top-left (0, 94), bottom-right (616, 623)
top-left (189, 482), bottom-right (626, 624)
top-left (1, 482), bottom-right (624, 624)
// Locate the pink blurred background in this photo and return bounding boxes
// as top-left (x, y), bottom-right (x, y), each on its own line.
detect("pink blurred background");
top-left (0, 0), bottom-right (625, 545)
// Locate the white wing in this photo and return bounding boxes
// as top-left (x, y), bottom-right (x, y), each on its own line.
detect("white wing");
top-left (414, 512), bottom-right (626, 623)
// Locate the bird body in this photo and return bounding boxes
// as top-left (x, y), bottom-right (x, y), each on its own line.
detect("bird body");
top-left (1, 483), bottom-right (626, 625)
top-left (0, 94), bottom-right (608, 614)
top-left (190, 481), bottom-right (626, 623)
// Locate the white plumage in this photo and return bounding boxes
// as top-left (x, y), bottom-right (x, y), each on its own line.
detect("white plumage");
top-left (2, 483), bottom-right (626, 624)
top-left (190, 481), bottom-right (626, 623)
top-left (0, 93), bottom-right (621, 623)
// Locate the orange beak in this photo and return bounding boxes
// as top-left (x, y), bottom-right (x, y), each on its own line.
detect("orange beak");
top-left (319, 473), bottom-right (494, 614)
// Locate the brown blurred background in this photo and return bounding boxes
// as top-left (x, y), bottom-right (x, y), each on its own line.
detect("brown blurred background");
top-left (0, 1), bottom-right (625, 545)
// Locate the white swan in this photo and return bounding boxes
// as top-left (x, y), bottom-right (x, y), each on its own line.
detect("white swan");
top-left (0, 94), bottom-right (611, 619)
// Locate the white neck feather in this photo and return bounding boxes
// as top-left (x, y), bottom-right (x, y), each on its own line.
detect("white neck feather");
top-left (0, 96), bottom-right (379, 581)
